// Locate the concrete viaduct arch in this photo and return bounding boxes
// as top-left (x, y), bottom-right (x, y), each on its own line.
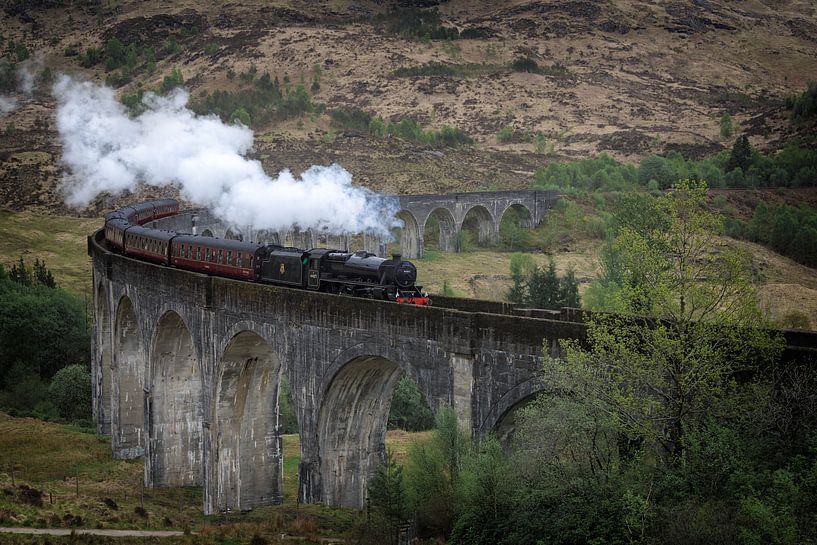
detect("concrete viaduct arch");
top-left (395, 189), bottom-right (558, 258)
top-left (90, 226), bottom-right (586, 514)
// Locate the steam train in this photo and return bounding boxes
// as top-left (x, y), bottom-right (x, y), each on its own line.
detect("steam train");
top-left (102, 199), bottom-right (431, 305)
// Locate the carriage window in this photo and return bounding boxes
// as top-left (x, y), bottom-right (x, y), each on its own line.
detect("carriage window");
top-left (196, 247), bottom-right (201, 261)
top-left (237, 253), bottom-right (242, 267)
top-left (188, 246), bottom-right (193, 259)
top-left (206, 248), bottom-right (211, 261)
top-left (227, 251), bottom-right (232, 265)
top-left (218, 249), bottom-right (223, 263)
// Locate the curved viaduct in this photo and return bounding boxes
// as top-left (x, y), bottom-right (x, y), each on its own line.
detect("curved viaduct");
top-left (89, 219), bottom-right (584, 515)
top-left (90, 202), bottom-right (817, 516)
top-left (167, 190), bottom-right (559, 259)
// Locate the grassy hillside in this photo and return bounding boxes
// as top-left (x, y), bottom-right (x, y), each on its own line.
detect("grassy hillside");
top-left (0, 411), bottom-right (425, 540)
top-left (0, 211), bottom-right (97, 296)
top-left (1, 1), bottom-right (815, 212)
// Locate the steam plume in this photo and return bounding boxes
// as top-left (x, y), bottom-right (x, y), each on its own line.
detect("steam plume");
top-left (53, 75), bottom-right (401, 236)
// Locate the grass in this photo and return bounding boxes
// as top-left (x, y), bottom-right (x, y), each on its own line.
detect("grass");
top-left (0, 211), bottom-right (98, 296)
top-left (0, 412), bottom-right (430, 541)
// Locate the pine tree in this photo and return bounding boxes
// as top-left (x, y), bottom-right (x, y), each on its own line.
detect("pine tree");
top-left (558, 267), bottom-right (580, 308)
top-left (727, 134), bottom-right (753, 173)
top-left (9, 256), bottom-right (31, 286)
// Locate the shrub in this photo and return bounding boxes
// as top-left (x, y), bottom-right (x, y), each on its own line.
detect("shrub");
top-left (510, 57), bottom-right (538, 73)
top-left (496, 125), bottom-right (514, 144)
top-left (159, 67), bottom-right (184, 94)
top-left (788, 82), bottom-right (817, 123)
top-left (0, 61), bottom-right (15, 92)
top-left (388, 376), bottom-right (434, 431)
top-left (80, 46), bottom-right (102, 68)
top-left (49, 364), bottom-right (92, 420)
top-left (719, 113), bottom-right (733, 139)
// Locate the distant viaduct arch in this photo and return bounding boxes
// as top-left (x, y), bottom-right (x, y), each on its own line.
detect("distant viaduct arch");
top-left (149, 190), bottom-right (559, 259)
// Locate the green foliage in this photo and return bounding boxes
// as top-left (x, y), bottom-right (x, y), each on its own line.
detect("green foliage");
top-left (740, 201), bottom-right (817, 267)
top-left (49, 364), bottom-right (91, 420)
top-left (728, 134), bottom-right (753, 173)
top-left (277, 376), bottom-right (298, 434)
top-left (558, 181), bottom-right (782, 462)
top-left (533, 143), bottom-right (816, 191)
top-left (0, 261), bottom-right (87, 421)
top-left (787, 82), bottom-right (817, 123)
top-left (498, 207), bottom-right (534, 250)
top-left (404, 407), bottom-right (467, 537)
top-left (329, 106), bottom-right (472, 148)
top-left (392, 62), bottom-right (498, 78)
top-left (80, 46), bottom-right (102, 68)
top-left (0, 61), bottom-right (15, 92)
top-left (230, 106), bottom-right (251, 126)
top-left (388, 376), bottom-right (434, 432)
top-left (510, 57), bottom-right (538, 73)
top-left (191, 77), bottom-right (317, 128)
top-left (496, 125), bottom-right (514, 143)
top-left (159, 67), bottom-right (184, 94)
top-left (374, 7), bottom-right (461, 40)
top-left (506, 256), bottom-right (580, 309)
top-left (366, 450), bottom-right (410, 545)
top-left (204, 42), bottom-right (219, 55)
top-left (719, 112), bottom-right (734, 139)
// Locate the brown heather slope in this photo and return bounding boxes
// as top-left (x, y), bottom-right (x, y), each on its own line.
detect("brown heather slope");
top-left (0, 0), bottom-right (816, 212)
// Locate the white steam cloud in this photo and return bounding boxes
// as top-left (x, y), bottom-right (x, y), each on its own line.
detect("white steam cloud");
top-left (53, 75), bottom-right (401, 236)
top-left (0, 96), bottom-right (17, 115)
top-left (0, 57), bottom-right (42, 116)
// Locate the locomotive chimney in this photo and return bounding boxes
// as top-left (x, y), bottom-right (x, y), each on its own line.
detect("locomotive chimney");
top-left (391, 253), bottom-right (402, 262)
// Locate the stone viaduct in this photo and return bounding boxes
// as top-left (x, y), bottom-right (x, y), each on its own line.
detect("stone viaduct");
top-left (91, 199), bottom-right (817, 517)
top-left (165, 190), bottom-right (559, 259)
top-left (89, 209), bottom-right (586, 515)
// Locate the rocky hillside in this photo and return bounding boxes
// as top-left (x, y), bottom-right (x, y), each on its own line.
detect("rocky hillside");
top-left (1, 0), bottom-right (816, 213)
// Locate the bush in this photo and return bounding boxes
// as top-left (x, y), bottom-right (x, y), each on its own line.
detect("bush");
top-left (159, 67), bottom-right (184, 94)
top-left (388, 376), bottom-right (434, 431)
top-left (496, 125), bottom-right (514, 144)
top-left (375, 7), bottom-right (461, 40)
top-left (0, 61), bottom-right (15, 92)
top-left (510, 57), bottom-right (538, 73)
top-left (0, 272), bottom-right (89, 389)
top-left (49, 364), bottom-right (91, 420)
top-left (719, 113), bottom-right (733, 139)
top-left (788, 82), bottom-right (817, 123)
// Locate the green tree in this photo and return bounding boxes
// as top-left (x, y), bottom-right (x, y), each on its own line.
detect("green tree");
top-left (525, 259), bottom-right (560, 309)
top-left (719, 113), bottom-right (733, 139)
top-left (404, 407), bottom-right (467, 537)
top-left (551, 180), bottom-right (783, 463)
top-left (49, 364), bottom-right (91, 420)
top-left (638, 154), bottom-right (677, 189)
top-left (727, 134), bottom-right (753, 173)
top-left (388, 376), bottom-right (434, 431)
top-left (159, 67), bottom-right (184, 94)
top-left (0, 276), bottom-right (89, 386)
top-left (367, 450), bottom-right (410, 545)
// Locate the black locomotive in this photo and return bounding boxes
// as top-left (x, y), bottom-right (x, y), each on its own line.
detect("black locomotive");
top-left (102, 199), bottom-right (431, 305)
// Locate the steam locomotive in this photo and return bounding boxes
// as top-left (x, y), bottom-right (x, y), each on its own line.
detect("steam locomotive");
top-left (102, 199), bottom-right (431, 305)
